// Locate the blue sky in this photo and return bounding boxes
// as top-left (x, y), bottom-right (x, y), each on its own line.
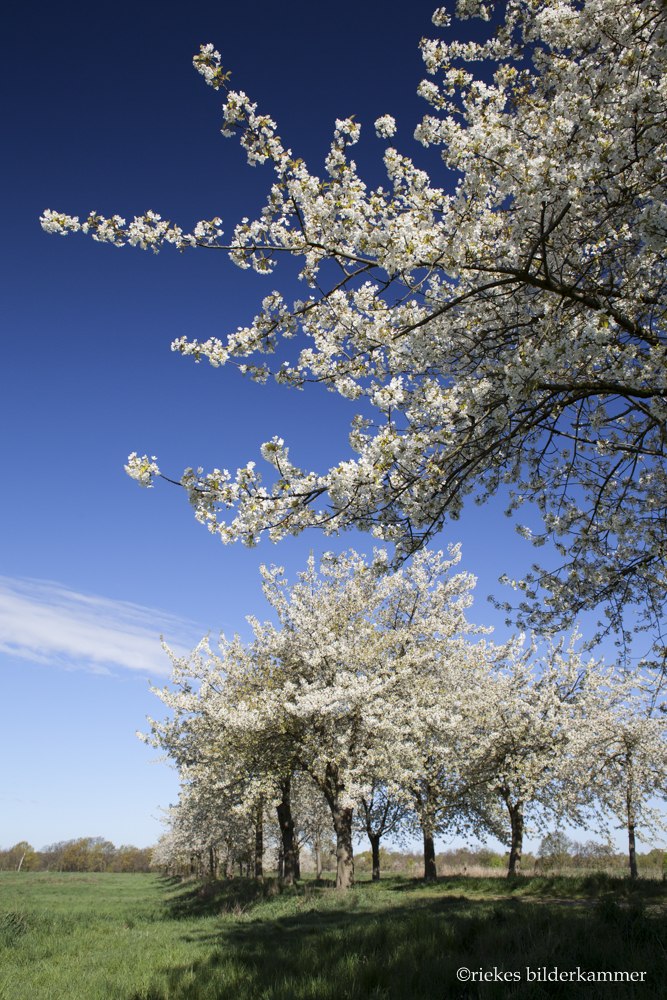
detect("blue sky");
top-left (0, 0), bottom-right (642, 854)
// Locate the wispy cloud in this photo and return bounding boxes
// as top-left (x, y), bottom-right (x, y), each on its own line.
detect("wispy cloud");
top-left (0, 577), bottom-right (205, 676)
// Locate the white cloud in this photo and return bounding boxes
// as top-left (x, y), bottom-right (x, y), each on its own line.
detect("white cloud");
top-left (0, 576), bottom-right (204, 676)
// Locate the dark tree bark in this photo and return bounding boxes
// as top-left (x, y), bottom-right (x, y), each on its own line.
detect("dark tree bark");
top-left (319, 763), bottom-right (355, 888)
top-left (627, 771), bottom-right (638, 879)
top-left (255, 796), bottom-right (264, 878)
top-left (276, 776), bottom-right (298, 883)
top-left (369, 833), bottom-right (381, 881)
top-left (331, 802), bottom-right (355, 888)
top-left (413, 781), bottom-right (438, 881)
top-left (315, 826), bottom-right (323, 878)
top-left (423, 828), bottom-right (437, 881)
top-left (293, 815), bottom-right (302, 880)
top-left (208, 845), bottom-right (217, 879)
top-left (502, 790), bottom-right (524, 877)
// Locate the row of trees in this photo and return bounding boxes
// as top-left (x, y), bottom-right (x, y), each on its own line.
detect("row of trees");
top-left (145, 548), bottom-right (667, 887)
top-left (0, 838), bottom-right (153, 873)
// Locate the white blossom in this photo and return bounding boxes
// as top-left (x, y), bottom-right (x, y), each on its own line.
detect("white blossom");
top-left (374, 115), bottom-right (396, 140)
top-left (42, 4), bottom-right (667, 651)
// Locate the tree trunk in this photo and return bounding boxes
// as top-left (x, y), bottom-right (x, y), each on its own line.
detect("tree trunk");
top-left (331, 802), bottom-right (355, 889)
top-left (277, 843), bottom-right (284, 878)
top-left (208, 845), bottom-right (217, 879)
top-left (318, 763), bottom-right (354, 888)
top-left (627, 777), bottom-right (638, 879)
top-left (315, 827), bottom-right (323, 878)
top-left (360, 787), bottom-right (398, 882)
top-left (294, 817), bottom-right (301, 880)
top-left (416, 782), bottom-right (438, 881)
top-left (370, 833), bottom-right (381, 881)
top-left (225, 840), bottom-right (234, 879)
top-left (505, 796), bottom-right (524, 877)
top-left (255, 797), bottom-right (264, 878)
top-left (276, 776), bottom-right (298, 884)
top-left (423, 828), bottom-right (437, 881)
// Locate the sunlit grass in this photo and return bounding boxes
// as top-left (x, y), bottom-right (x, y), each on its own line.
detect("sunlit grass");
top-left (1, 871), bottom-right (666, 998)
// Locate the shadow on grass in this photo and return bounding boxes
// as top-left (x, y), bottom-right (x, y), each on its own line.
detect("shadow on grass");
top-left (429, 872), bottom-right (667, 902)
top-left (164, 876), bottom-right (306, 921)
top-left (158, 876), bottom-right (185, 888)
top-left (137, 878), bottom-right (667, 1000)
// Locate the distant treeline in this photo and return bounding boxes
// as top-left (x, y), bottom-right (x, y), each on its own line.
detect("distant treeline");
top-left (353, 842), bottom-right (666, 875)
top-left (4, 837), bottom-right (665, 877)
top-left (0, 837), bottom-right (153, 872)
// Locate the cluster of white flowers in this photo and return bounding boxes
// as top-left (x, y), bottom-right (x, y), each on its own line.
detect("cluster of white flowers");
top-left (42, 2), bottom-right (667, 652)
top-left (374, 115), bottom-right (397, 140)
top-left (39, 208), bottom-right (224, 254)
top-left (125, 452), bottom-right (160, 485)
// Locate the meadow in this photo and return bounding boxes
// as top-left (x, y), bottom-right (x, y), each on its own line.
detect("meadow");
top-left (1, 871), bottom-right (666, 999)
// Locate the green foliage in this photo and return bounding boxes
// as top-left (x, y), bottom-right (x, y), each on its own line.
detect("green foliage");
top-left (1, 871), bottom-right (666, 999)
top-left (0, 843), bottom-right (39, 873)
top-left (535, 835), bottom-right (640, 872)
top-left (637, 849), bottom-right (664, 870)
top-left (0, 839), bottom-right (153, 873)
top-left (438, 847), bottom-right (507, 872)
top-left (476, 850), bottom-right (503, 869)
top-left (538, 831), bottom-right (574, 868)
top-left (354, 848), bottom-right (391, 872)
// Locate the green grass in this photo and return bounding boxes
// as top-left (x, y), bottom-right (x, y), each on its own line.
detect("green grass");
top-left (1, 871), bottom-right (666, 999)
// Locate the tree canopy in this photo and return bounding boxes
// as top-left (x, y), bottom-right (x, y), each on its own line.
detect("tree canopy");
top-left (41, 0), bottom-right (667, 649)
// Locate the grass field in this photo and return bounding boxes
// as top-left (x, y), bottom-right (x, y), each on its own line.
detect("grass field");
top-left (1, 871), bottom-right (666, 999)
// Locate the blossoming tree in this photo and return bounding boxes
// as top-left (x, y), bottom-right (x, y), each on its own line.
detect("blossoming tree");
top-left (41, 0), bottom-right (667, 650)
top-left (145, 546), bottom-right (495, 888)
top-left (152, 778), bottom-right (257, 878)
top-left (575, 677), bottom-right (667, 877)
top-left (229, 547), bottom-right (488, 888)
top-left (462, 634), bottom-right (617, 875)
top-left (388, 630), bottom-right (508, 879)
